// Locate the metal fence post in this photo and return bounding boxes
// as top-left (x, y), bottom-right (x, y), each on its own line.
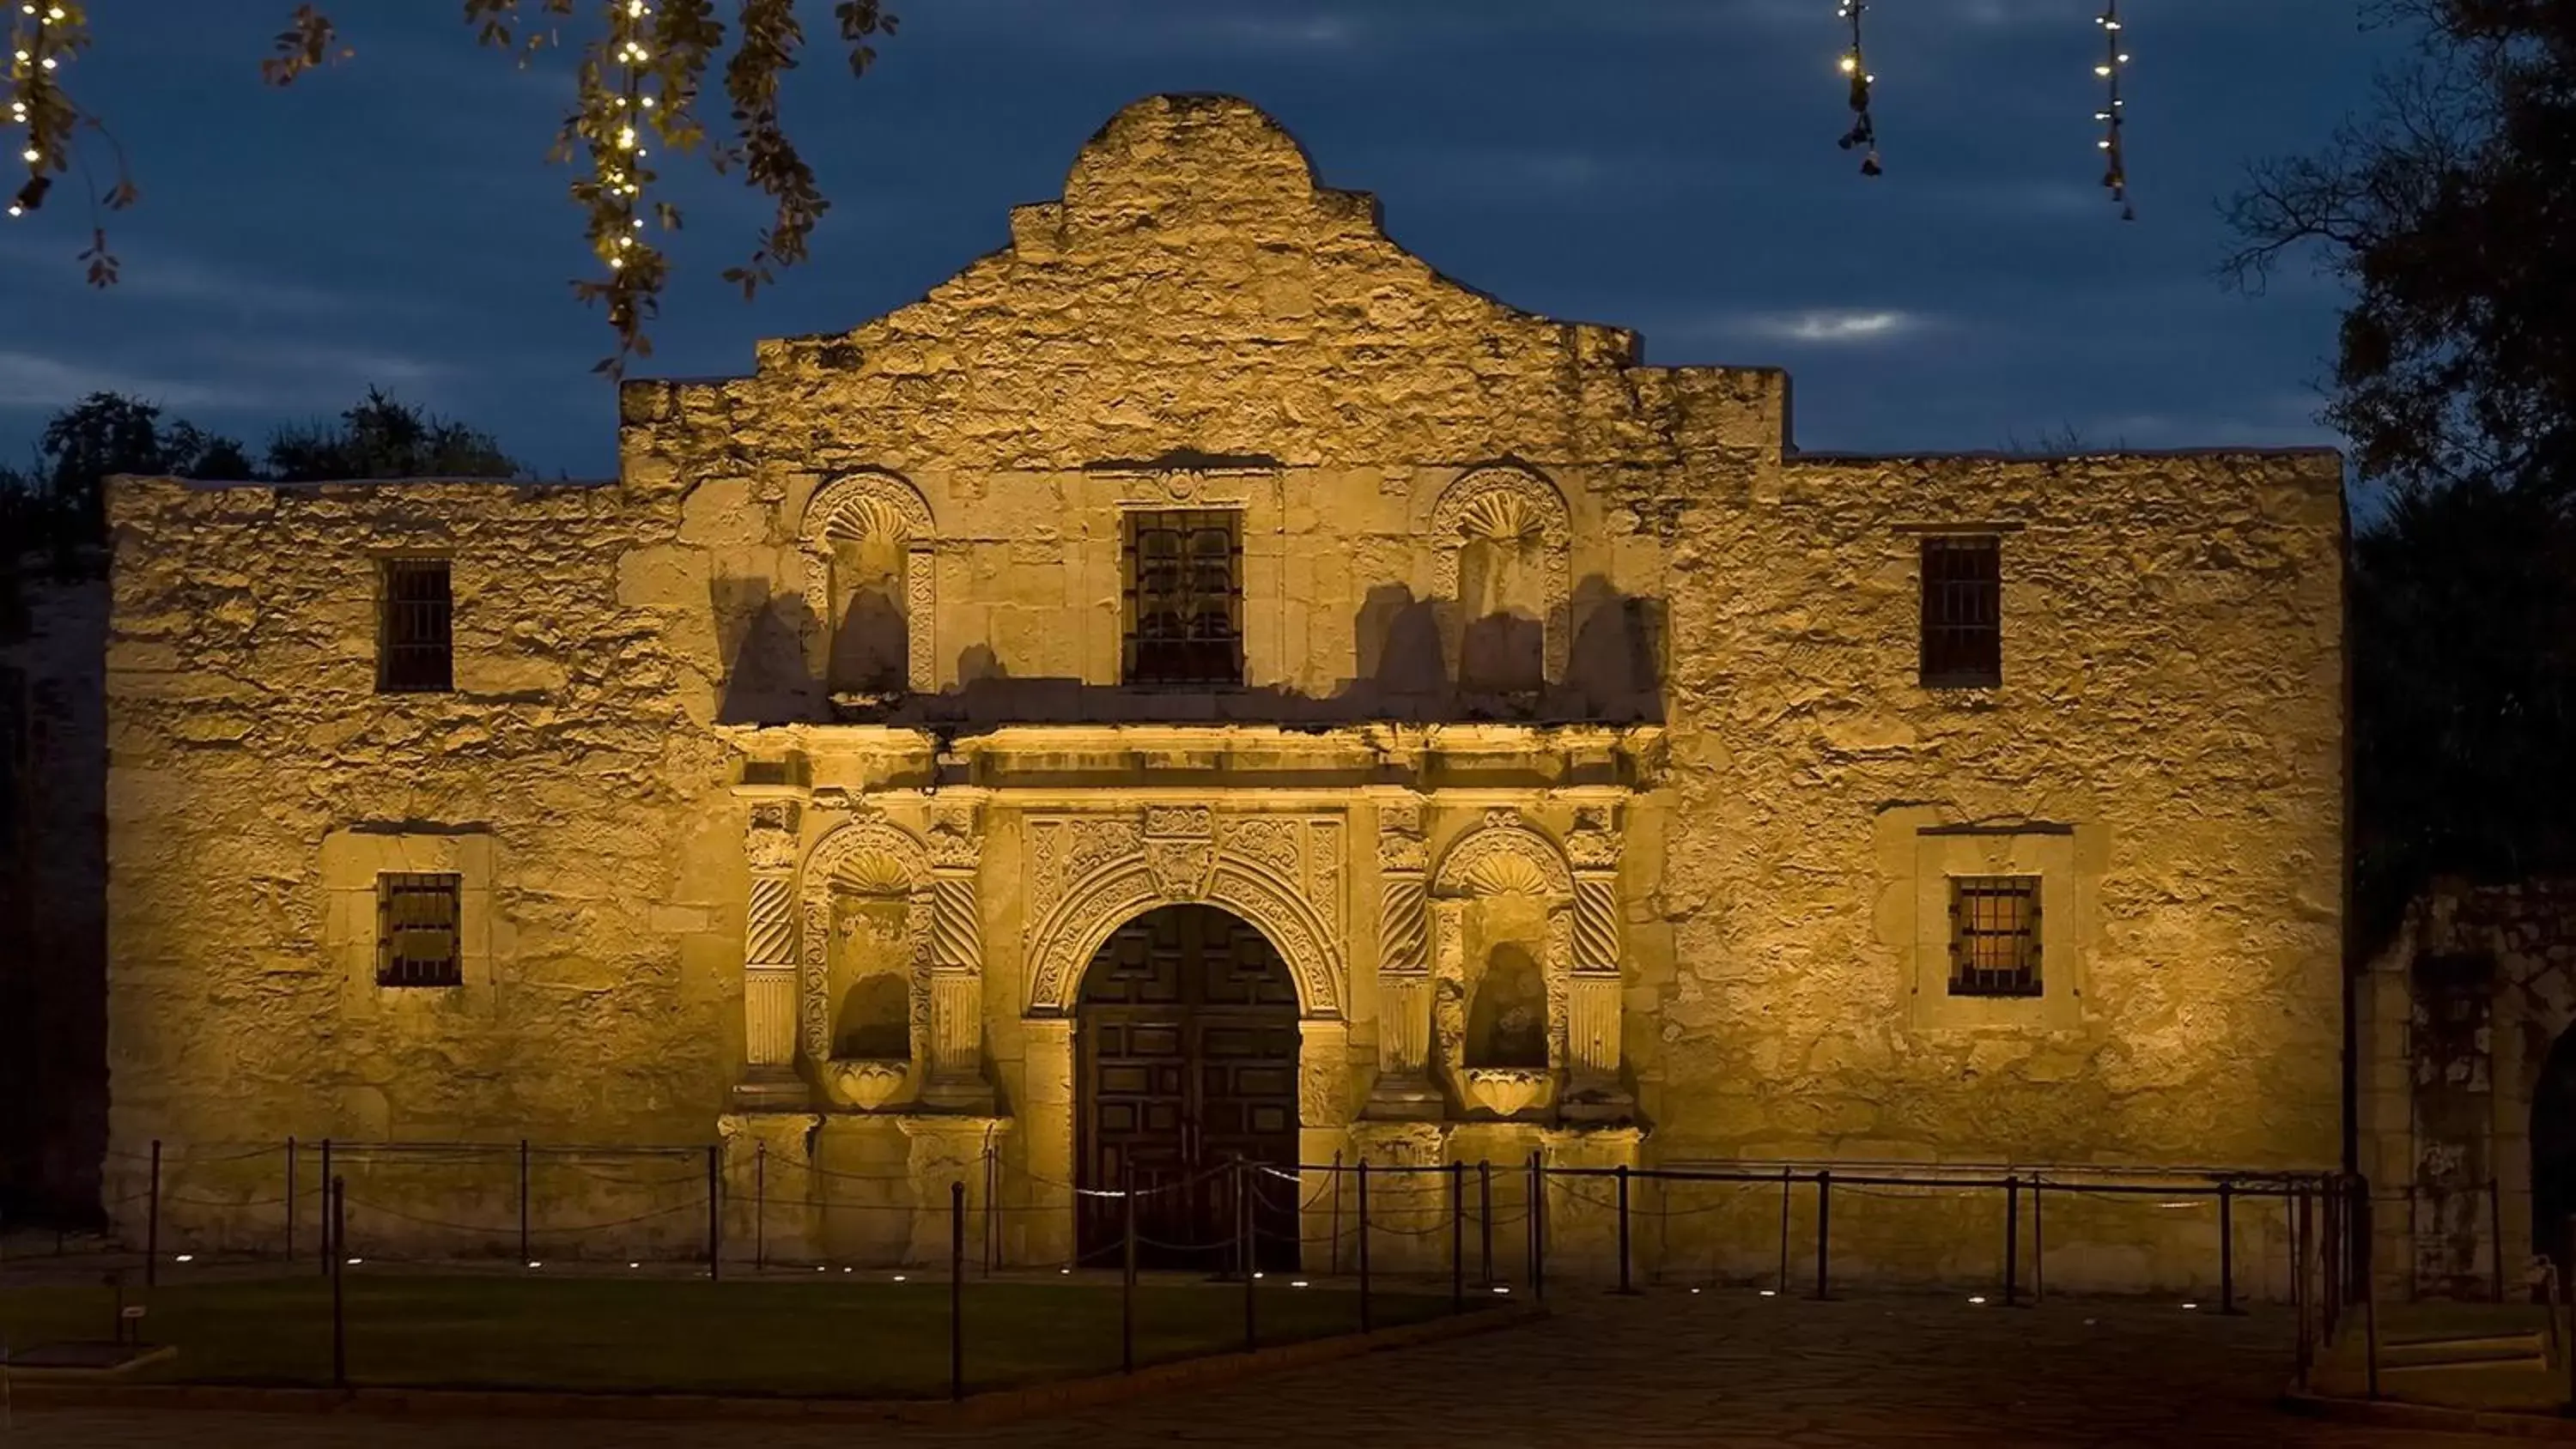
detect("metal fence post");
top-left (950, 1179), bottom-right (965, 1403)
top-left (330, 1175), bottom-right (348, 1390)
top-left (1777, 1166), bottom-right (1792, 1295)
top-left (317, 1138), bottom-right (332, 1276)
top-left (2489, 1177), bottom-right (2505, 1303)
top-left (1530, 1152), bottom-right (1546, 1302)
top-left (1615, 1163), bottom-right (1634, 1295)
top-left (517, 1139), bottom-right (532, 1264)
top-left (2004, 1175), bottom-right (2020, 1307)
top-left (706, 1143), bottom-right (722, 1280)
top-left (1478, 1161), bottom-right (1494, 1288)
top-left (2364, 1235), bottom-right (2380, 1400)
top-left (1814, 1170), bottom-right (1832, 1300)
top-left (1121, 1161), bottom-right (1137, 1374)
top-left (2220, 1179), bottom-right (2238, 1314)
top-left (144, 1139), bottom-right (161, 1287)
top-left (1327, 1150), bottom-right (1344, 1276)
top-left (754, 1141), bottom-right (767, 1271)
top-left (1450, 1160), bottom-right (1465, 1313)
top-left (1242, 1161), bottom-right (1258, 1352)
top-left (2032, 1175), bottom-right (2046, 1305)
top-left (285, 1136), bottom-right (297, 1264)
top-left (1357, 1159), bottom-right (1373, 1333)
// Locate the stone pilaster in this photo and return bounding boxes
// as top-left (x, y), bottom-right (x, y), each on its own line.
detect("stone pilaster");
top-left (920, 801), bottom-right (996, 1112)
top-left (1366, 795), bottom-right (1443, 1120)
top-left (1562, 805), bottom-right (1630, 1118)
top-left (737, 798), bottom-right (808, 1107)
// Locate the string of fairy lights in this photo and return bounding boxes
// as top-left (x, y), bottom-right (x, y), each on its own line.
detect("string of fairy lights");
top-left (1830, 0), bottom-right (2139, 221)
top-left (7, 1), bottom-right (81, 220)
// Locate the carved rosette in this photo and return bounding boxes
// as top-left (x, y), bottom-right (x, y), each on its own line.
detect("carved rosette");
top-left (1142, 805), bottom-right (1218, 901)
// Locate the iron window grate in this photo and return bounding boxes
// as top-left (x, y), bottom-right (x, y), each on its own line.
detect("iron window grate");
top-left (379, 557), bottom-right (454, 693)
top-left (378, 872), bottom-right (463, 987)
top-left (1122, 509), bottom-right (1243, 687)
top-left (1948, 876), bottom-right (2040, 997)
top-left (1919, 535), bottom-right (2001, 688)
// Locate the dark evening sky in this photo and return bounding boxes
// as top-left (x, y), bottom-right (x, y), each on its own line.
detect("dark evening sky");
top-left (1, 1), bottom-right (2398, 478)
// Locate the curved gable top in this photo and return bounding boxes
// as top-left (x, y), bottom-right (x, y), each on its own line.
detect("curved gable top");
top-left (710, 93), bottom-right (1771, 474)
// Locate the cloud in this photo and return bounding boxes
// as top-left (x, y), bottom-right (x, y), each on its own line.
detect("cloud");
top-left (0, 350), bottom-right (246, 412)
top-left (1741, 309), bottom-right (1930, 344)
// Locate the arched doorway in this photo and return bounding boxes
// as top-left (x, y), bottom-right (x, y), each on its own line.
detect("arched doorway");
top-left (2533, 1026), bottom-right (2576, 1261)
top-left (1076, 904), bottom-right (1300, 1272)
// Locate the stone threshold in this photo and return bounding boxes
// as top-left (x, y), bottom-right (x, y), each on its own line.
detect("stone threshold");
top-left (6, 1301), bottom-right (1546, 1427)
top-left (2281, 1389), bottom-right (2576, 1440)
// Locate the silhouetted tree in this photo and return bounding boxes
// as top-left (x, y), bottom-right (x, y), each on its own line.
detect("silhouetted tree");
top-left (2228, 0), bottom-right (2576, 941)
top-left (264, 388), bottom-right (522, 483)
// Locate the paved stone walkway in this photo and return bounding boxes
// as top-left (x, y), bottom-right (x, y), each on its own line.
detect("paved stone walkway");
top-left (0, 1292), bottom-right (2495, 1447)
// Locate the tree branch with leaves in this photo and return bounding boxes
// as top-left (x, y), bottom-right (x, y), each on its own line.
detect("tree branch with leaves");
top-left (8, 1), bottom-right (898, 375)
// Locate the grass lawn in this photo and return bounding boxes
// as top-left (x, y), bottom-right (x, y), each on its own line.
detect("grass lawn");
top-left (0, 1273), bottom-right (1461, 1397)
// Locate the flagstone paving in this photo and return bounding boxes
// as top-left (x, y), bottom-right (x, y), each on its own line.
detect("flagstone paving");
top-left (3, 1290), bottom-right (2501, 1447)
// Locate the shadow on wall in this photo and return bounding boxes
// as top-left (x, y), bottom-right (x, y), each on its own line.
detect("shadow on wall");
top-left (0, 567), bottom-right (109, 1226)
top-left (711, 569), bottom-right (1664, 727)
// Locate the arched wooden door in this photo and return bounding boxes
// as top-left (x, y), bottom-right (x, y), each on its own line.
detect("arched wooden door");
top-left (1076, 905), bottom-right (1301, 1273)
top-left (2533, 1026), bottom-right (2576, 1262)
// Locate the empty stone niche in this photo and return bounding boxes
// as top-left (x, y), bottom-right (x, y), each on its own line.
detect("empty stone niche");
top-left (827, 874), bottom-right (915, 1065)
top-left (1455, 531), bottom-right (1548, 695)
top-left (826, 530), bottom-right (908, 696)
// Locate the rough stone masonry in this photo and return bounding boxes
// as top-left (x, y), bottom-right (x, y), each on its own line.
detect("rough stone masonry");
top-left (95, 94), bottom-right (2346, 1288)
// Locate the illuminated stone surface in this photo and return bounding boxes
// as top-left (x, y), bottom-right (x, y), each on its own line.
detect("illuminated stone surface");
top-left (98, 96), bottom-right (2345, 1285)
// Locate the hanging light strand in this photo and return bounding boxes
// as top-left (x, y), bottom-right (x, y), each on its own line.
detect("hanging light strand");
top-left (2095, 0), bottom-right (2134, 221)
top-left (7, 1), bottom-right (86, 218)
top-left (573, 0), bottom-right (670, 354)
top-left (1834, 1), bottom-right (1880, 176)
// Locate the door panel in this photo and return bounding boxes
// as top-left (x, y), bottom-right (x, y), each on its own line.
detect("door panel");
top-left (1076, 905), bottom-right (1301, 1271)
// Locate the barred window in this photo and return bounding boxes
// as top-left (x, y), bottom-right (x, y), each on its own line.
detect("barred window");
top-left (1919, 536), bottom-right (2001, 688)
top-left (1122, 510), bottom-right (1242, 687)
top-left (377, 872), bottom-right (463, 987)
top-left (1948, 876), bottom-right (2040, 997)
top-left (379, 557), bottom-right (453, 693)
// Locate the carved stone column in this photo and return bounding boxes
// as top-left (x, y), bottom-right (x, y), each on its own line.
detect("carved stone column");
top-left (920, 801), bottom-right (996, 1111)
top-left (737, 797), bottom-right (808, 1107)
top-left (1561, 805), bottom-right (1630, 1118)
top-left (1365, 796), bottom-right (1443, 1120)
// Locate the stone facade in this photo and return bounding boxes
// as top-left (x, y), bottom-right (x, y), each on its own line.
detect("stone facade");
top-left (2359, 878), bottom-right (2576, 1299)
top-left (100, 95), bottom-right (2347, 1288)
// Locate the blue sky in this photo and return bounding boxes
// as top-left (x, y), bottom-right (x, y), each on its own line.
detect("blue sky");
top-left (0, 1), bottom-right (2398, 477)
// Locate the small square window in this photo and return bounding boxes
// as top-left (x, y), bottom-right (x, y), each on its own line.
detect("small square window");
top-left (1948, 876), bottom-right (2039, 997)
top-left (1919, 536), bottom-right (2001, 688)
top-left (1122, 510), bottom-right (1242, 687)
top-left (379, 557), bottom-right (453, 693)
top-left (377, 872), bottom-right (462, 987)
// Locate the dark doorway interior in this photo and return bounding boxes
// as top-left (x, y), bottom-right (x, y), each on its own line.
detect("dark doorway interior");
top-left (1075, 904), bottom-right (1300, 1273)
top-left (2533, 1025), bottom-right (2576, 1263)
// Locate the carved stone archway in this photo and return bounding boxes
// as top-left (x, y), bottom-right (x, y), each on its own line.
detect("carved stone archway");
top-left (799, 470), bottom-right (937, 693)
top-left (1427, 464), bottom-right (1572, 684)
top-left (1027, 859), bottom-right (1346, 1022)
